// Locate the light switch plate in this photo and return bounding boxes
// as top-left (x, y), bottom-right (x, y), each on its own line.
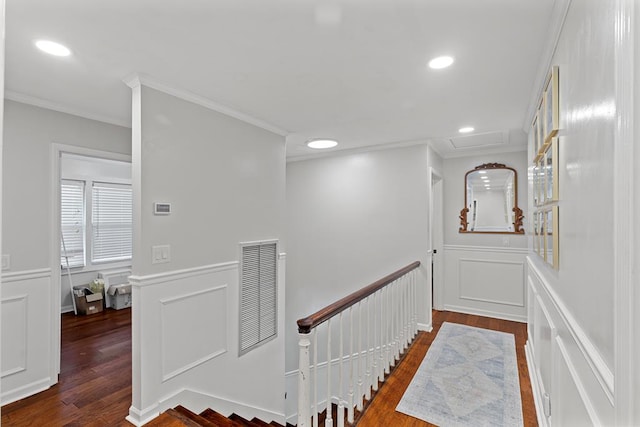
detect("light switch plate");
top-left (1, 254), bottom-right (10, 271)
top-left (152, 245), bottom-right (170, 264)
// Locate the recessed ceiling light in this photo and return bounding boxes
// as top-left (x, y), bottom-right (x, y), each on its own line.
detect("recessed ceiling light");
top-left (458, 126), bottom-right (474, 133)
top-left (478, 171), bottom-right (487, 174)
top-left (35, 40), bottom-right (71, 57)
top-left (428, 56), bottom-right (454, 69)
top-left (307, 139), bottom-right (338, 149)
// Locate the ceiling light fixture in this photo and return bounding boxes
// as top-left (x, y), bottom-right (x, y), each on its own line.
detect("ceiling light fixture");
top-left (307, 139), bottom-right (338, 149)
top-left (458, 126), bottom-right (474, 133)
top-left (35, 40), bottom-right (71, 57)
top-left (428, 55), bottom-right (454, 69)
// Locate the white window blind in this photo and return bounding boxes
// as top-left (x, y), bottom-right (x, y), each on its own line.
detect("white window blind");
top-left (60, 180), bottom-right (85, 268)
top-left (240, 241), bottom-right (277, 355)
top-left (91, 182), bottom-right (132, 263)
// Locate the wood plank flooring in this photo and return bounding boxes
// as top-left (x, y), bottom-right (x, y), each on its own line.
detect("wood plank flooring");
top-left (357, 310), bottom-right (537, 426)
top-left (1, 308), bottom-right (536, 427)
top-left (1, 308), bottom-right (134, 426)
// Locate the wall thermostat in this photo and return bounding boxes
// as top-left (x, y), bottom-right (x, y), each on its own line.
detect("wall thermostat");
top-left (154, 202), bottom-right (171, 215)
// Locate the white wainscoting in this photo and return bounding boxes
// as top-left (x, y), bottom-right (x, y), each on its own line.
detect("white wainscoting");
top-left (526, 257), bottom-right (614, 426)
top-left (126, 255), bottom-right (286, 427)
top-left (443, 245), bottom-right (527, 322)
top-left (1, 268), bottom-right (54, 405)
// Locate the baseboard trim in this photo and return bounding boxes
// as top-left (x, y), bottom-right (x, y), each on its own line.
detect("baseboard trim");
top-left (158, 388), bottom-right (285, 425)
top-left (417, 322), bottom-right (432, 332)
top-left (1, 377), bottom-right (51, 406)
top-left (126, 403), bottom-right (160, 427)
top-left (443, 304), bottom-right (527, 323)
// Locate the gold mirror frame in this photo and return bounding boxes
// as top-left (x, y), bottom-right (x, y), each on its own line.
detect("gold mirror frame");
top-left (459, 163), bottom-right (525, 234)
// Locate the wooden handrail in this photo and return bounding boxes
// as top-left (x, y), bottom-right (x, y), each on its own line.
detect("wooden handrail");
top-left (296, 261), bottom-right (421, 334)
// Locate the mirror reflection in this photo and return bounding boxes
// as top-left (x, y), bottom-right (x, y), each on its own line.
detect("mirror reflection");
top-left (459, 163), bottom-right (524, 234)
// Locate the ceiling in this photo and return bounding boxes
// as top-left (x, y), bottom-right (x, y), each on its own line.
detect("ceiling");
top-left (5, 0), bottom-right (556, 158)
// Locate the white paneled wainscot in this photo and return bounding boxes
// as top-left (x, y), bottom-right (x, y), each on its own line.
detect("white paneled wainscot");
top-left (1, 268), bottom-right (54, 405)
top-left (126, 255), bottom-right (286, 426)
top-left (526, 258), bottom-right (613, 426)
top-left (443, 245), bottom-right (527, 322)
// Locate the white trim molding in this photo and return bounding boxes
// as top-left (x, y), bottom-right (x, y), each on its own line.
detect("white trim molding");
top-left (612, 0), bottom-right (635, 424)
top-left (160, 285), bottom-right (228, 382)
top-left (158, 388), bottom-right (286, 426)
top-left (123, 73), bottom-right (288, 137)
top-left (528, 259), bottom-right (614, 400)
top-left (1, 268), bottom-right (51, 283)
top-left (5, 90), bottom-right (130, 128)
top-left (129, 261), bottom-right (238, 288)
top-left (444, 244), bottom-right (528, 255)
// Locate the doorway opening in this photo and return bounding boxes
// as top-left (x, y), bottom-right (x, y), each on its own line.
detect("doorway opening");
top-left (52, 144), bottom-right (132, 382)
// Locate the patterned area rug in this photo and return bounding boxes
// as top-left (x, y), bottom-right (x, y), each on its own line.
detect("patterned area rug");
top-left (396, 322), bottom-right (523, 426)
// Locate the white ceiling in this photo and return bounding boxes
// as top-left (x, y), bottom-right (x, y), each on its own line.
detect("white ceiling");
top-left (5, 0), bottom-right (556, 158)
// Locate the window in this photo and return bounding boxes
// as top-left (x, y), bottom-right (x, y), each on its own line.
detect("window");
top-left (60, 179), bottom-right (132, 269)
top-left (60, 180), bottom-right (85, 268)
top-left (239, 241), bottom-right (278, 355)
top-left (92, 182), bottom-right (133, 263)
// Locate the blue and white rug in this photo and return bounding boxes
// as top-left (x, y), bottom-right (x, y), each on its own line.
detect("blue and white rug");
top-left (396, 322), bottom-right (523, 426)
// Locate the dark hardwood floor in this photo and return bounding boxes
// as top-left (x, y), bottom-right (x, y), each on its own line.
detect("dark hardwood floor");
top-left (1, 309), bottom-right (536, 427)
top-left (1, 308), bottom-right (133, 426)
top-left (358, 310), bottom-right (538, 426)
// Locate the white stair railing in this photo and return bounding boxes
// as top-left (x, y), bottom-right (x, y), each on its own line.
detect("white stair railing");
top-left (297, 261), bottom-right (421, 427)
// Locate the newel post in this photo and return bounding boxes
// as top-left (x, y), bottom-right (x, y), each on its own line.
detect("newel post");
top-left (298, 331), bottom-right (312, 427)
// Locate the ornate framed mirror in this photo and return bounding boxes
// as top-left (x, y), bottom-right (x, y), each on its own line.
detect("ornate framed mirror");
top-left (459, 163), bottom-right (524, 234)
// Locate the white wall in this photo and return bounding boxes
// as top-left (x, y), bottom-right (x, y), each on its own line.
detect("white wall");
top-left (127, 84), bottom-right (286, 425)
top-left (441, 151), bottom-right (528, 321)
top-left (3, 101), bottom-right (131, 272)
top-left (285, 144), bottom-right (431, 420)
top-left (1, 101), bottom-right (131, 404)
top-left (443, 151), bottom-right (528, 248)
top-left (525, 0), bottom-right (623, 425)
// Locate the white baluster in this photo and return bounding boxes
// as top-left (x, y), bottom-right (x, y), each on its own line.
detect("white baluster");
top-left (404, 274), bottom-right (410, 349)
top-left (412, 269), bottom-right (418, 338)
top-left (364, 296), bottom-right (371, 400)
top-left (313, 329), bottom-right (318, 427)
top-left (298, 332), bottom-right (312, 427)
top-left (326, 319), bottom-right (333, 427)
top-left (389, 281), bottom-right (396, 367)
top-left (356, 301), bottom-right (363, 411)
top-left (338, 312), bottom-right (344, 427)
top-left (400, 275), bottom-right (406, 352)
top-left (379, 288), bottom-right (386, 382)
top-left (347, 306), bottom-right (354, 423)
top-left (372, 292), bottom-right (379, 392)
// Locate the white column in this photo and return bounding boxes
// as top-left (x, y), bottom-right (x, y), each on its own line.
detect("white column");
top-left (298, 332), bottom-right (312, 427)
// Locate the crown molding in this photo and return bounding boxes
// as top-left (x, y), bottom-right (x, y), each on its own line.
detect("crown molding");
top-left (5, 90), bottom-right (131, 128)
top-left (122, 72), bottom-right (288, 137)
top-left (523, 0), bottom-right (572, 131)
